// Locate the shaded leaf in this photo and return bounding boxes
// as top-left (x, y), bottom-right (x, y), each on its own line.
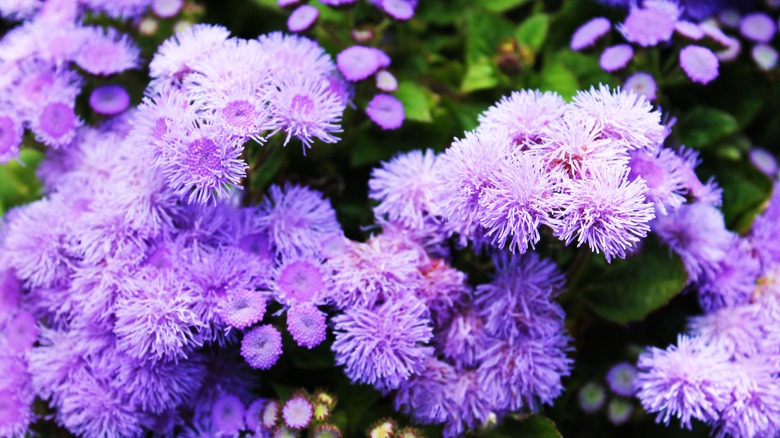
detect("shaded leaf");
top-left (481, 0), bottom-right (530, 13)
top-left (395, 81), bottom-right (434, 123)
top-left (535, 62), bottom-right (579, 99)
top-left (516, 14), bottom-right (549, 52)
top-left (461, 62), bottom-right (501, 93)
top-left (705, 158), bottom-right (774, 233)
top-left (0, 148), bottom-right (44, 215)
top-left (580, 238), bottom-right (688, 325)
top-left (485, 415), bottom-right (562, 438)
top-left (677, 107), bottom-right (739, 149)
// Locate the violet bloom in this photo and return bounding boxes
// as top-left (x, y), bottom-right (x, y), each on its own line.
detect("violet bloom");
top-left (89, 85), bottom-right (130, 116)
top-left (0, 114), bottom-right (23, 163)
top-left (680, 45), bottom-right (719, 84)
top-left (241, 324), bottom-right (283, 370)
top-left (375, 70), bottom-right (398, 92)
top-left (697, 239), bottom-right (760, 312)
top-left (217, 289), bottom-right (267, 330)
top-left (607, 362), bottom-right (639, 397)
top-left (337, 46), bottom-right (389, 81)
top-left (477, 89), bottom-right (565, 147)
top-left (287, 5), bottom-right (319, 33)
top-left (365, 94), bottom-right (405, 130)
top-left (600, 44), bottom-right (634, 72)
top-left (749, 147), bottom-right (778, 177)
top-left (571, 17), bottom-right (612, 51)
top-left (752, 44), bottom-right (778, 71)
top-left (265, 72), bottom-right (345, 149)
top-left (556, 164), bottom-right (655, 262)
top-left (653, 203), bottom-right (733, 282)
top-left (272, 257), bottom-right (327, 306)
top-left (331, 296), bottom-right (434, 391)
top-left (380, 0), bottom-right (417, 20)
top-left (739, 12), bottom-right (776, 43)
top-left (149, 24), bottom-right (231, 79)
top-left (688, 303), bottom-right (766, 359)
top-left (287, 303), bottom-right (327, 349)
top-left (282, 395), bottom-right (313, 429)
top-left (369, 149), bottom-right (440, 229)
top-left (628, 147), bottom-right (686, 215)
top-left (623, 72), bottom-right (658, 101)
top-left (74, 27), bottom-right (140, 76)
top-left (212, 393), bottom-right (245, 435)
top-left (152, 0), bottom-right (183, 18)
top-left (31, 100), bottom-right (81, 148)
top-left (619, 4), bottom-right (676, 47)
top-left (636, 335), bottom-right (732, 429)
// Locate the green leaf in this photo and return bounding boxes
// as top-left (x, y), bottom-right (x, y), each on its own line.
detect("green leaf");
top-left (481, 0), bottom-right (530, 13)
top-left (461, 62), bottom-right (501, 93)
top-left (484, 415), bottom-right (562, 438)
top-left (0, 148), bottom-right (44, 215)
top-left (516, 14), bottom-right (549, 52)
top-left (706, 159), bottom-right (774, 232)
top-left (536, 63), bottom-right (579, 99)
top-left (395, 81), bottom-right (434, 123)
top-left (465, 10), bottom-right (514, 66)
top-left (580, 239), bottom-right (688, 325)
top-left (677, 107), bottom-right (739, 149)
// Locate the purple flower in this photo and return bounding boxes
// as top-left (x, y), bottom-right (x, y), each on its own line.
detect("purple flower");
top-left (635, 335), bottom-right (732, 429)
top-left (739, 12), bottom-right (776, 43)
top-left (619, 4), bottom-right (676, 47)
top-left (287, 303), bottom-right (327, 349)
top-left (31, 100), bottom-right (81, 148)
top-left (752, 44), bottom-right (778, 71)
top-left (150, 24), bottom-right (231, 79)
top-left (365, 93), bottom-right (405, 130)
top-left (717, 356), bottom-right (780, 437)
top-left (623, 72), bottom-right (658, 101)
top-left (607, 362), bottom-right (638, 397)
top-left (653, 203), bottom-right (733, 282)
top-left (571, 17), bottom-right (612, 51)
top-left (157, 124), bottom-right (247, 205)
top-left (89, 85), bottom-right (130, 116)
top-left (245, 398), bottom-right (266, 432)
top-left (218, 289), bottom-right (267, 330)
top-left (697, 239), bottom-right (760, 312)
top-left (0, 388), bottom-right (33, 438)
top-left (336, 45), bottom-right (387, 82)
top-left (571, 85), bottom-right (666, 151)
top-left (325, 233), bottom-right (424, 309)
top-left (258, 183), bottom-right (341, 257)
top-left (477, 89), bottom-right (565, 147)
top-left (288, 5), bottom-right (319, 33)
top-left (749, 147), bottom-right (778, 177)
top-left (679, 45), bottom-right (719, 84)
top-left (556, 164), bottom-right (655, 262)
top-left (152, 0), bottom-right (183, 18)
top-left (369, 149), bottom-right (440, 229)
top-left (256, 32), bottom-right (335, 78)
top-left (437, 310), bottom-right (489, 369)
top-left (74, 27), bottom-right (140, 75)
top-left (578, 382), bottom-right (607, 413)
top-left (332, 296), bottom-right (433, 391)
top-left (688, 303), bottom-right (766, 359)
top-left (241, 324), bottom-right (283, 370)
top-left (375, 70), bottom-right (398, 92)
top-left (0, 113), bottom-right (23, 163)
top-left (478, 153), bottom-right (561, 253)
top-left (628, 147), bottom-right (686, 215)
top-left (282, 395), bottom-right (313, 429)
top-left (379, 0), bottom-right (417, 21)
top-left (600, 44), bottom-right (634, 72)
top-left (674, 20), bottom-right (705, 40)
top-left (212, 393), bottom-right (245, 435)
top-left (265, 72), bottom-right (345, 149)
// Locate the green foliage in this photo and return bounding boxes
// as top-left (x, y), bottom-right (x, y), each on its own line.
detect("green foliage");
top-left (487, 415), bottom-right (562, 438)
top-left (677, 107), bottom-right (739, 149)
top-left (0, 148), bottom-right (44, 215)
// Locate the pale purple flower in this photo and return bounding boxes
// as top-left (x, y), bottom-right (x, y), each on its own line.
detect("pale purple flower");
top-left (607, 362), bottom-right (638, 397)
top-left (282, 395), bottom-right (313, 429)
top-left (369, 149), bottom-right (440, 229)
top-left (256, 32), bottom-right (335, 78)
top-left (557, 164), bottom-right (654, 262)
top-left (571, 17), bottom-right (612, 50)
top-left (336, 46), bottom-right (388, 81)
top-left (619, 5), bottom-right (676, 46)
top-left (272, 257), bottom-right (327, 306)
top-left (0, 114), bottom-right (23, 163)
top-left (31, 100), bottom-right (81, 148)
top-left (653, 203), bottom-right (733, 282)
top-left (600, 44), bottom-right (634, 72)
top-left (265, 72), bottom-right (345, 149)
top-left (740, 12), bottom-right (776, 43)
top-left (628, 147), bottom-right (686, 215)
top-left (636, 335), bottom-right (732, 429)
top-left (74, 27), bottom-right (140, 75)
top-left (717, 357), bottom-right (780, 437)
top-left (380, 0), bottom-right (417, 21)
top-left (287, 303), bottom-right (327, 349)
top-left (477, 89), bottom-right (566, 147)
top-left (674, 20), bottom-right (705, 40)
top-left (752, 44), bottom-right (778, 70)
top-left (212, 393), bottom-right (245, 435)
top-left (623, 72), bottom-right (657, 101)
top-left (331, 296), bottom-right (433, 391)
top-left (365, 93), bottom-right (405, 130)
top-left (288, 5), bottom-right (319, 33)
top-left (89, 85), bottom-right (130, 116)
top-left (217, 289), bottom-right (267, 330)
top-left (571, 84), bottom-right (666, 151)
top-left (150, 24), bottom-right (231, 79)
top-left (241, 324), bottom-right (283, 370)
top-left (697, 239), bottom-right (760, 312)
top-left (749, 147), bottom-right (778, 177)
top-left (688, 303), bottom-right (766, 358)
top-left (375, 70), bottom-right (398, 92)
top-left (680, 45), bottom-right (719, 84)
top-left (152, 0), bottom-right (182, 17)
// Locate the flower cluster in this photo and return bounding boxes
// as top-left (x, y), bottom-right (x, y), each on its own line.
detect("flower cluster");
top-left (138, 25), bottom-right (350, 204)
top-left (636, 180), bottom-right (780, 436)
top-left (578, 362), bottom-right (639, 425)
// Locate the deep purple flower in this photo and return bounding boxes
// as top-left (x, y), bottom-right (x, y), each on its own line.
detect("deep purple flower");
top-left (332, 296), bottom-right (433, 391)
top-left (628, 147), bottom-right (686, 215)
top-left (571, 17), bottom-right (612, 50)
top-left (365, 94), bottom-right (405, 130)
top-left (5, 310), bottom-right (38, 353)
top-left (600, 44), bottom-right (634, 72)
top-left (380, 0), bottom-right (417, 21)
top-left (282, 395), bottom-right (313, 429)
top-left (680, 45), bottom-right (719, 84)
top-left (636, 335), bottom-right (732, 429)
top-left (241, 324), bottom-right (283, 370)
top-left (74, 27), bottom-right (140, 76)
top-left (212, 393), bottom-right (245, 434)
top-left (369, 149), bottom-right (440, 229)
top-left (287, 304), bottom-right (327, 349)
top-left (89, 85), bottom-right (130, 116)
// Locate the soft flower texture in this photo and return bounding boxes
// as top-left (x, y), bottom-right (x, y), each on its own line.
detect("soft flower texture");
top-left (600, 44), bottom-right (634, 72)
top-left (571, 17), bottom-right (612, 50)
top-left (365, 93), bottom-right (405, 130)
top-left (679, 45), bottom-right (720, 84)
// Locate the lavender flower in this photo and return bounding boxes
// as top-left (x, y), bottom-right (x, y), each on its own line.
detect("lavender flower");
top-left (365, 94), bottom-right (405, 130)
top-left (619, 4), bottom-right (676, 47)
top-left (287, 304), bottom-right (327, 349)
top-left (606, 362), bottom-right (638, 397)
top-left (217, 289), bottom-right (268, 330)
top-left (212, 393), bottom-right (245, 434)
top-left (287, 5), bottom-right (319, 33)
top-left (241, 324), bottom-right (283, 370)
top-left (578, 382), bottom-right (607, 413)
top-left (600, 44), bottom-right (634, 72)
top-left (477, 89), bottom-right (565, 147)
top-left (679, 45), bottom-right (719, 84)
top-left (89, 85), bottom-right (130, 116)
top-left (283, 395), bottom-right (313, 429)
top-left (571, 17), bottom-right (612, 50)
top-left (623, 72), bottom-right (657, 101)
top-left (331, 296), bottom-right (433, 391)
top-left (628, 147), bottom-right (686, 215)
top-left (739, 12), bottom-right (776, 43)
